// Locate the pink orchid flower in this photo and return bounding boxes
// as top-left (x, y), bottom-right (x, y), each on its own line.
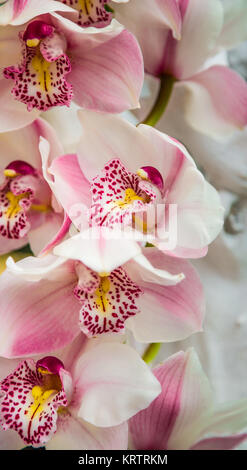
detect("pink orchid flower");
top-left (0, 335), bottom-right (161, 449)
top-left (0, 230), bottom-right (204, 357)
top-left (0, 0), bottom-right (74, 25)
top-left (129, 348), bottom-right (247, 450)
top-left (0, 117), bottom-right (70, 256)
top-left (113, 0), bottom-right (247, 140)
top-left (42, 111), bottom-right (224, 259)
top-left (0, 13), bottom-right (143, 132)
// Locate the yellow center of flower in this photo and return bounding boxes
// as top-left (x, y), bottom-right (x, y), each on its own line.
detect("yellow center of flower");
top-left (114, 188), bottom-right (145, 209)
top-left (77, 0), bottom-right (93, 15)
top-left (29, 371), bottom-right (62, 419)
top-left (5, 191), bottom-right (28, 219)
top-left (31, 52), bottom-right (52, 93)
top-left (94, 276), bottom-right (111, 314)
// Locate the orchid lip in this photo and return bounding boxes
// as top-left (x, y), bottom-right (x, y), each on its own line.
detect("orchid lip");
top-left (36, 356), bottom-right (65, 375)
top-left (3, 19), bottom-right (73, 112)
top-left (137, 166), bottom-right (164, 193)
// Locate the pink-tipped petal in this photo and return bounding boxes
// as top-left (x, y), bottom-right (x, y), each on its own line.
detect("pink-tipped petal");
top-left (171, 0), bottom-right (223, 79)
top-left (181, 66), bottom-right (247, 139)
top-left (72, 342), bottom-right (161, 427)
top-left (38, 213), bottom-right (71, 256)
top-left (156, 0), bottom-right (182, 39)
top-left (0, 255), bottom-right (80, 357)
top-left (125, 249), bottom-right (205, 342)
top-left (114, 0), bottom-right (181, 76)
top-left (129, 251), bottom-right (185, 286)
top-left (138, 124), bottom-right (224, 255)
top-left (69, 28), bottom-right (144, 113)
top-left (48, 153), bottom-right (91, 226)
top-left (129, 349), bottom-right (213, 450)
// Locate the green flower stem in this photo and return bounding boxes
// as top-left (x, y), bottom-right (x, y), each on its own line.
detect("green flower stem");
top-left (141, 74), bottom-right (176, 127)
top-left (142, 342), bottom-right (161, 364)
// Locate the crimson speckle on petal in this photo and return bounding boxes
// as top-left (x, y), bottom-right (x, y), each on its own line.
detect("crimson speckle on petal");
top-left (90, 158), bottom-right (158, 228)
top-left (75, 264), bottom-right (143, 336)
top-left (0, 359), bottom-right (68, 448)
top-left (60, 0), bottom-right (111, 27)
top-left (3, 21), bottom-right (73, 112)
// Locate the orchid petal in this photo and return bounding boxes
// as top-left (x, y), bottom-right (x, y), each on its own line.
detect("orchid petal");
top-left (0, 428), bottom-right (24, 450)
top-left (0, 236), bottom-right (28, 256)
top-left (54, 230), bottom-right (142, 274)
top-left (200, 398), bottom-right (247, 439)
top-left (76, 110), bottom-right (157, 179)
top-left (46, 414), bottom-right (128, 450)
top-left (48, 153), bottom-right (91, 225)
top-left (129, 349), bottom-right (213, 450)
top-left (191, 434), bottom-right (247, 450)
top-left (181, 66), bottom-right (247, 140)
top-left (0, 79), bottom-right (39, 133)
top-left (68, 29), bottom-right (143, 113)
top-left (39, 213), bottom-right (71, 256)
top-left (0, 118), bottom-right (63, 179)
top-left (72, 342), bottom-right (161, 427)
top-left (0, 0), bottom-right (74, 25)
top-left (217, 0), bottom-right (247, 49)
top-left (0, 255), bottom-right (80, 357)
top-left (28, 212), bottom-right (64, 256)
top-left (138, 124), bottom-right (224, 255)
top-left (172, 0), bottom-right (223, 79)
top-left (128, 250), bottom-right (185, 286)
top-left (125, 249), bottom-right (205, 342)
top-left (42, 103), bottom-right (82, 154)
top-left (114, 0), bottom-right (181, 76)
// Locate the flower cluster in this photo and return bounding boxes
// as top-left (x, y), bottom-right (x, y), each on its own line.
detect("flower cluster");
top-left (0, 0), bottom-right (247, 451)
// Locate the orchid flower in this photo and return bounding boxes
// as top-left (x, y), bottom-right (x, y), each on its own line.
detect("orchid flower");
top-left (0, 13), bottom-right (143, 132)
top-left (42, 111), bottom-right (224, 259)
top-left (129, 348), bottom-right (247, 450)
top-left (113, 0), bottom-right (247, 140)
top-left (0, 335), bottom-right (161, 449)
top-left (0, 0), bottom-right (74, 25)
top-left (0, 118), bottom-right (69, 256)
top-left (0, 229), bottom-right (205, 356)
